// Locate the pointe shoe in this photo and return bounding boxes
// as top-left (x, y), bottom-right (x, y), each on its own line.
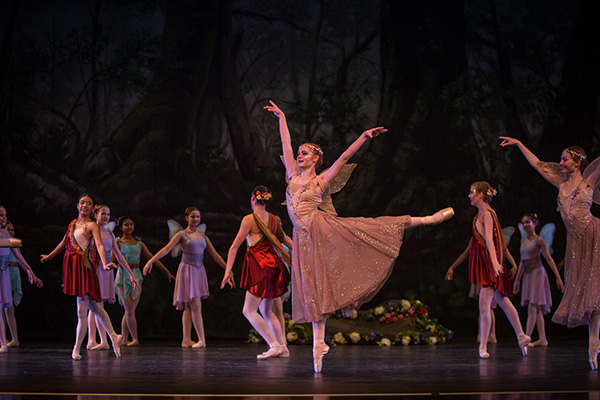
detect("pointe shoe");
top-left (0, 345), bottom-right (8, 354)
top-left (71, 350), bottom-right (81, 360)
top-left (313, 341), bottom-right (330, 373)
top-left (110, 334), bottom-right (123, 358)
top-left (589, 341), bottom-right (600, 370)
top-left (518, 334), bottom-right (531, 356)
top-left (432, 207), bottom-right (455, 225)
top-left (528, 339), bottom-right (548, 347)
top-left (257, 344), bottom-right (282, 360)
top-left (91, 342), bottom-right (110, 351)
top-left (479, 350), bottom-right (490, 359)
top-left (278, 345), bottom-right (290, 358)
top-left (192, 341), bottom-right (206, 349)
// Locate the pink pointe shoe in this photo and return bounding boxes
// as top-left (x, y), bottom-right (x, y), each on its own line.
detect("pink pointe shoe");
top-left (313, 341), bottom-right (330, 373)
top-left (110, 334), bottom-right (123, 358)
top-left (432, 207), bottom-right (455, 225)
top-left (518, 333), bottom-right (531, 356)
top-left (589, 340), bottom-right (600, 370)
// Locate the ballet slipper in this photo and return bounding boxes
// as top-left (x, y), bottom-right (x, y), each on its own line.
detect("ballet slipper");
top-left (110, 334), bottom-right (123, 358)
top-left (7, 340), bottom-right (19, 348)
top-left (0, 238), bottom-right (22, 248)
top-left (257, 344), bottom-right (282, 360)
top-left (181, 341), bottom-right (194, 348)
top-left (589, 340), bottom-right (600, 370)
top-left (192, 341), bottom-right (206, 349)
top-left (127, 340), bottom-right (139, 347)
top-left (278, 345), bottom-right (290, 358)
top-left (71, 349), bottom-right (81, 360)
top-left (0, 345), bottom-right (8, 354)
top-left (313, 341), bottom-right (330, 373)
top-left (528, 339), bottom-right (548, 347)
top-left (478, 345), bottom-right (490, 359)
top-left (91, 342), bottom-right (110, 351)
top-left (518, 333), bottom-right (531, 356)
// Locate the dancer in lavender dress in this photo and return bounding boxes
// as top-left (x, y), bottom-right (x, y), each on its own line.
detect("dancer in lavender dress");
top-left (144, 207), bottom-right (232, 348)
top-left (501, 137), bottom-right (600, 369)
top-left (87, 205), bottom-right (137, 351)
top-left (265, 101), bottom-right (454, 372)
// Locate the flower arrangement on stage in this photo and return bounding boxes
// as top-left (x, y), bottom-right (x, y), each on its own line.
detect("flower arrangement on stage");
top-left (247, 299), bottom-right (453, 346)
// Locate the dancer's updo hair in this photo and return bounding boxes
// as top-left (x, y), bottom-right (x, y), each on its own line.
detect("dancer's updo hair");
top-left (252, 185), bottom-right (272, 205)
top-left (301, 143), bottom-right (324, 168)
top-left (471, 181), bottom-right (497, 204)
top-left (78, 193), bottom-right (95, 205)
top-left (93, 204), bottom-right (109, 219)
top-left (563, 146), bottom-right (588, 172)
top-left (117, 215), bottom-right (134, 230)
top-left (185, 207), bottom-right (200, 217)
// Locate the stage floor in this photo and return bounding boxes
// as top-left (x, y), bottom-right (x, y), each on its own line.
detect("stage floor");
top-left (0, 337), bottom-right (598, 399)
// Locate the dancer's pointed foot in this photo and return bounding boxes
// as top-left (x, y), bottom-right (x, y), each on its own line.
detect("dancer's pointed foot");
top-left (528, 339), bottom-right (548, 347)
top-left (71, 349), bottom-right (81, 360)
top-left (127, 340), bottom-right (139, 347)
top-left (518, 333), bottom-right (531, 356)
top-left (589, 339), bottom-right (600, 370)
top-left (181, 340), bottom-right (194, 348)
top-left (278, 345), bottom-right (290, 358)
top-left (479, 345), bottom-right (490, 359)
top-left (428, 207), bottom-right (455, 225)
top-left (313, 341), bottom-right (330, 373)
top-left (91, 342), bottom-right (110, 351)
top-left (0, 345), bottom-right (7, 354)
top-left (257, 344), bottom-right (282, 360)
top-left (110, 334), bottom-right (123, 358)
top-left (7, 340), bottom-right (19, 347)
top-left (192, 340), bottom-right (206, 349)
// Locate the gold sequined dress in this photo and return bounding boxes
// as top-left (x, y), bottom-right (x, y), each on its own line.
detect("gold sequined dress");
top-left (285, 168), bottom-right (409, 323)
top-left (541, 158), bottom-right (600, 328)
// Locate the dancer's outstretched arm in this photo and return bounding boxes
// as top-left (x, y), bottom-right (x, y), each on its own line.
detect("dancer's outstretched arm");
top-left (11, 248), bottom-right (42, 287)
top-left (320, 127), bottom-right (387, 190)
top-left (139, 241), bottom-right (175, 281)
top-left (264, 101), bottom-right (296, 179)
top-left (499, 137), bottom-right (558, 187)
top-left (40, 237), bottom-right (66, 263)
top-left (446, 239), bottom-right (472, 280)
top-left (143, 232), bottom-right (184, 275)
top-left (538, 236), bottom-right (564, 292)
top-left (221, 216), bottom-right (252, 289)
top-left (503, 249), bottom-right (518, 279)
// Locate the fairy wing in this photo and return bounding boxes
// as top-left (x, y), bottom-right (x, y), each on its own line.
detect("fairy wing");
top-left (536, 161), bottom-right (567, 187)
top-left (105, 222), bottom-right (116, 233)
top-left (583, 156), bottom-right (600, 205)
top-left (502, 226), bottom-right (516, 246)
top-left (167, 219), bottom-right (184, 257)
top-left (196, 224), bottom-right (207, 235)
top-left (539, 223), bottom-right (556, 254)
top-left (517, 223), bottom-right (526, 241)
top-left (319, 163), bottom-right (357, 215)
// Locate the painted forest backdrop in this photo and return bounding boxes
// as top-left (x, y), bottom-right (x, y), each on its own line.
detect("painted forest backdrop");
top-left (1, 0), bottom-right (599, 340)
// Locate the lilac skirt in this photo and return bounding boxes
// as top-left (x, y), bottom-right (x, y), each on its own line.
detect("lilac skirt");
top-left (173, 262), bottom-right (209, 311)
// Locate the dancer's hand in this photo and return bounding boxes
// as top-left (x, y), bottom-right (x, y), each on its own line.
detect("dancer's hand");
top-left (513, 280), bottom-right (520, 294)
top-left (445, 268), bottom-right (454, 281)
top-left (363, 127), bottom-right (387, 139)
top-left (499, 136), bottom-right (521, 147)
top-left (492, 260), bottom-right (504, 276)
top-left (510, 266), bottom-right (518, 279)
top-left (104, 262), bottom-right (117, 270)
top-left (143, 261), bottom-right (153, 276)
top-left (264, 100), bottom-right (285, 119)
top-left (556, 277), bottom-right (565, 292)
top-left (220, 271), bottom-right (235, 289)
top-left (40, 254), bottom-right (51, 263)
top-left (166, 271), bottom-right (176, 283)
top-left (130, 275), bottom-right (139, 289)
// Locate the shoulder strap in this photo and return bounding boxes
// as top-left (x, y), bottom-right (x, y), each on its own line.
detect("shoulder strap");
top-left (252, 213), bottom-right (291, 265)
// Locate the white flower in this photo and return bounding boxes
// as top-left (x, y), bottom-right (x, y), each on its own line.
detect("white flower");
top-left (333, 332), bottom-right (346, 343)
top-left (428, 337), bottom-right (438, 345)
top-left (349, 332), bottom-right (361, 343)
top-left (374, 306), bottom-right (385, 315)
top-left (401, 335), bottom-right (411, 345)
top-left (426, 324), bottom-right (435, 332)
top-left (401, 299), bottom-right (411, 312)
top-left (350, 310), bottom-right (358, 319)
top-left (286, 331), bottom-right (298, 342)
top-left (377, 338), bottom-right (392, 347)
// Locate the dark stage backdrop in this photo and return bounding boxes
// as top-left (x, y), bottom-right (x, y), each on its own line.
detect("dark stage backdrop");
top-left (1, 0), bottom-right (599, 341)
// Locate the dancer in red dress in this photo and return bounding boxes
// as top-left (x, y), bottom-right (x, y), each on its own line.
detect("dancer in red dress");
top-left (40, 194), bottom-right (136, 360)
top-left (221, 186), bottom-right (292, 360)
top-left (446, 182), bottom-right (530, 359)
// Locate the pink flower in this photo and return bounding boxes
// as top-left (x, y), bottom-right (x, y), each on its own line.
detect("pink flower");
top-left (408, 309), bottom-right (414, 316)
top-left (398, 315), bottom-right (404, 320)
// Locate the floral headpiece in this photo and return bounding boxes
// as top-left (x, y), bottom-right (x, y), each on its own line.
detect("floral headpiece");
top-left (255, 191), bottom-right (272, 202)
top-left (486, 188), bottom-right (497, 198)
top-left (564, 148), bottom-right (586, 161)
top-left (301, 143), bottom-right (323, 157)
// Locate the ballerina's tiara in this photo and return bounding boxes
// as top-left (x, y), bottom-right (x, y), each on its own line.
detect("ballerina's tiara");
top-left (301, 143), bottom-right (323, 157)
top-left (564, 148), bottom-right (587, 160)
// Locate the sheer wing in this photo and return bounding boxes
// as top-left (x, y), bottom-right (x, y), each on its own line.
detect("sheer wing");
top-left (517, 223), bottom-right (526, 241)
top-left (196, 224), bottom-right (207, 235)
top-left (583, 156), bottom-right (600, 205)
top-left (502, 226), bottom-right (516, 246)
top-left (537, 161), bottom-right (567, 186)
top-left (105, 222), bottom-right (116, 233)
top-left (319, 163), bottom-right (357, 215)
top-left (539, 223), bottom-right (556, 254)
top-left (167, 219), bottom-right (184, 257)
